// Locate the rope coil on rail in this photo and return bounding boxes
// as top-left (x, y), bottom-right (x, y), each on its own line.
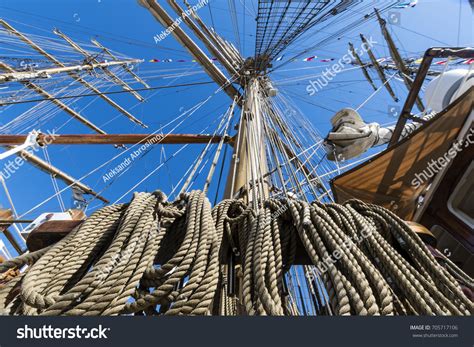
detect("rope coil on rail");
top-left (0, 190), bottom-right (472, 316)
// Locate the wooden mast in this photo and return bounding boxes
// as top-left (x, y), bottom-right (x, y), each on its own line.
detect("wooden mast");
top-left (224, 78), bottom-right (270, 203)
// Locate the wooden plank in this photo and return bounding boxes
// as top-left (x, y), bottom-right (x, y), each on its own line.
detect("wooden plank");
top-left (26, 220), bottom-right (83, 252)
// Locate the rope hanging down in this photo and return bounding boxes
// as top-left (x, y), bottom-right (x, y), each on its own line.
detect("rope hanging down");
top-left (0, 191), bottom-right (472, 316)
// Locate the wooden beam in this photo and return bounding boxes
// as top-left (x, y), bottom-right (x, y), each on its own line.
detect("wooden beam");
top-left (26, 220), bottom-right (83, 252)
top-left (0, 219), bottom-right (33, 224)
top-left (182, 0), bottom-right (244, 67)
top-left (0, 133), bottom-right (229, 145)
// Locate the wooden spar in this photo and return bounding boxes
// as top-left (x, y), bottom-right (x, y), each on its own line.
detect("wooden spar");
top-left (0, 220), bottom-right (33, 224)
top-left (209, 29), bottom-right (244, 67)
top-left (0, 19), bottom-right (146, 127)
top-left (1, 145), bottom-right (109, 203)
top-left (0, 133), bottom-right (228, 145)
top-left (214, 33), bottom-right (245, 72)
top-left (348, 42), bottom-right (377, 91)
top-left (138, 0), bottom-right (242, 106)
top-left (184, 0), bottom-right (245, 69)
top-left (374, 9), bottom-right (425, 111)
top-left (359, 34), bottom-right (399, 102)
top-left (166, 0), bottom-right (240, 78)
top-left (0, 59), bottom-right (139, 83)
top-left (53, 28), bottom-right (145, 102)
top-left (0, 61), bottom-right (106, 134)
top-left (91, 39), bottom-right (150, 88)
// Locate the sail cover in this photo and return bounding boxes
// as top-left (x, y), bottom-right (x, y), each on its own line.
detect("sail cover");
top-left (331, 87), bottom-right (473, 220)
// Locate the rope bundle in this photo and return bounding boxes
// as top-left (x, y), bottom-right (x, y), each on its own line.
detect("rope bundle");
top-left (0, 191), bottom-right (472, 316)
top-left (227, 198), bottom-right (472, 315)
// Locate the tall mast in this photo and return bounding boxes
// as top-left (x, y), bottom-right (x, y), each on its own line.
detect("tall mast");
top-left (224, 78), bottom-right (269, 204)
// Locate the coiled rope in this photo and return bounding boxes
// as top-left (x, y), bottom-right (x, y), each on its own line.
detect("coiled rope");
top-left (0, 190), bottom-right (472, 316)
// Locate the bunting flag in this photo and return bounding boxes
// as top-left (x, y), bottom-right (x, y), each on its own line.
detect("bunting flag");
top-left (434, 58), bottom-right (471, 65)
top-left (148, 57), bottom-right (217, 63)
top-left (394, 0), bottom-right (418, 9)
top-left (303, 55), bottom-right (317, 62)
top-left (148, 56), bottom-right (362, 64)
top-left (147, 54), bottom-right (471, 66)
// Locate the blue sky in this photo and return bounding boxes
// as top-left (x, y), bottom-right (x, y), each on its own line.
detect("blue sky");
top-left (0, 0), bottom-right (472, 253)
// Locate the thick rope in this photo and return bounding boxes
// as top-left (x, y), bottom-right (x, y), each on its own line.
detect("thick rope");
top-left (0, 191), bottom-right (471, 316)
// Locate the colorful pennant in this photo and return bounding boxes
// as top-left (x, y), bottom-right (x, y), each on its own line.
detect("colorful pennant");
top-left (303, 55), bottom-right (317, 62)
top-left (394, 0), bottom-right (418, 9)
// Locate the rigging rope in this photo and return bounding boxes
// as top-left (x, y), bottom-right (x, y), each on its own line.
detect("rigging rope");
top-left (1, 191), bottom-right (472, 316)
